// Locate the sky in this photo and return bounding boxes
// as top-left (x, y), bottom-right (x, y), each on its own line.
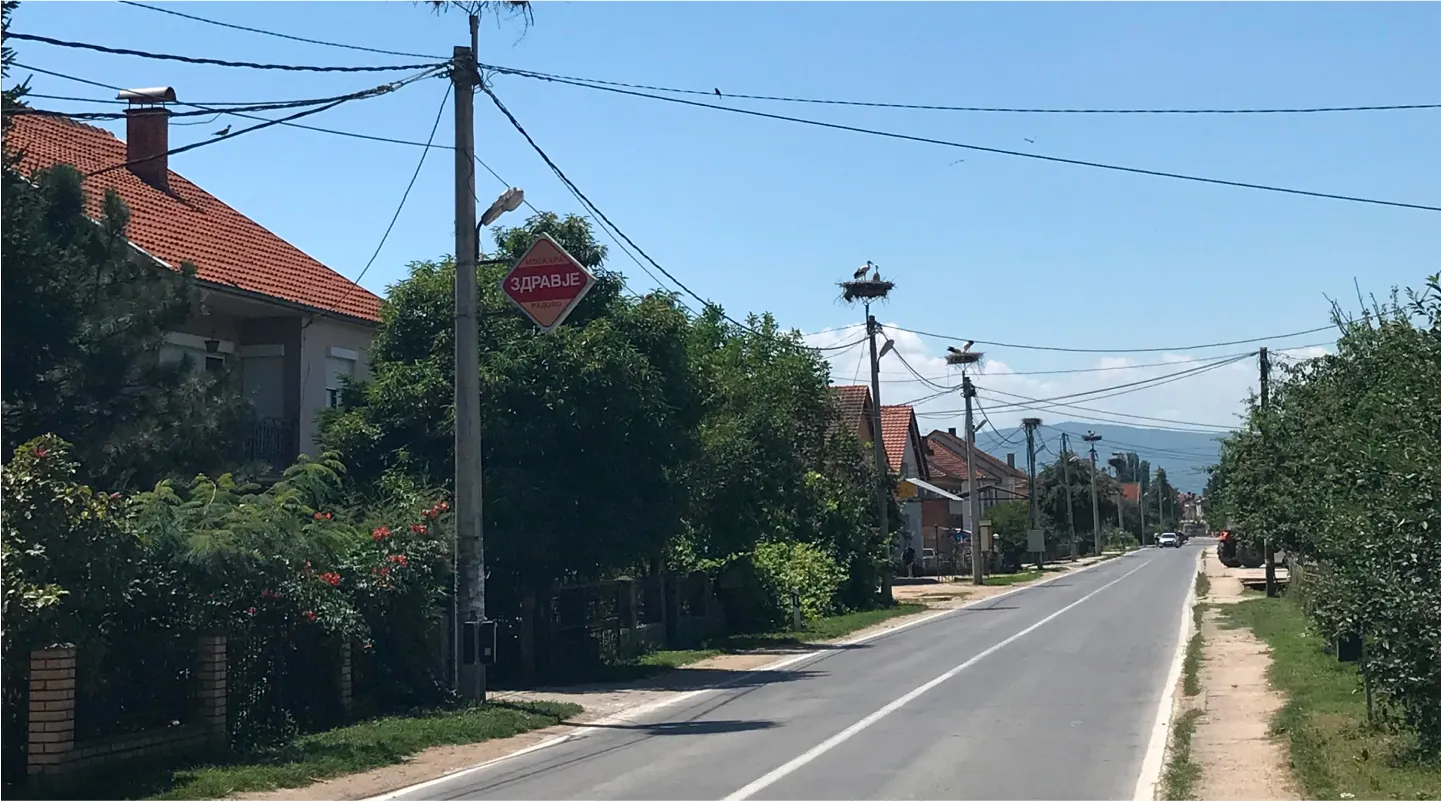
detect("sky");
top-left (8, 1), bottom-right (1440, 445)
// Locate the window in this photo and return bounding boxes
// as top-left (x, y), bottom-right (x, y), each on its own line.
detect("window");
top-left (325, 355), bottom-right (355, 408)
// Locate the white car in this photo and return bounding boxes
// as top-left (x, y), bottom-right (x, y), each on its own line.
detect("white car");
top-left (1157, 532), bottom-right (1181, 548)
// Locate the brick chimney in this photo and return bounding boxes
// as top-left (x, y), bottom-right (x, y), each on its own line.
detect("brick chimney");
top-left (117, 87), bottom-right (177, 191)
top-left (1006, 453), bottom-right (1016, 468)
top-left (947, 427), bottom-right (956, 436)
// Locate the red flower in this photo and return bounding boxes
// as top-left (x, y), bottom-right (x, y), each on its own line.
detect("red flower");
top-left (387, 553), bottom-right (408, 567)
top-left (423, 506), bottom-right (438, 520)
top-left (438, 501), bottom-right (450, 512)
top-left (313, 511), bottom-right (333, 521)
top-left (372, 526), bottom-right (391, 541)
top-left (379, 567), bottom-right (391, 577)
top-left (304, 561), bottom-right (313, 574)
top-left (247, 606), bottom-right (257, 616)
top-left (109, 492), bottom-right (122, 502)
top-left (319, 571), bottom-right (341, 587)
top-left (410, 524), bottom-right (427, 535)
top-left (304, 610), bottom-right (317, 622)
top-left (33, 446), bottom-right (47, 458)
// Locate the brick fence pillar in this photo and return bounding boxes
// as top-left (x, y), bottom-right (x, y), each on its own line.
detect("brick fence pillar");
top-left (337, 640), bottom-right (353, 718)
top-left (195, 635), bottom-right (227, 748)
top-left (27, 645), bottom-right (76, 780)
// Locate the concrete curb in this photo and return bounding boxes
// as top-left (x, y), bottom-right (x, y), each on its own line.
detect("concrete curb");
top-left (1134, 546), bottom-right (1205, 801)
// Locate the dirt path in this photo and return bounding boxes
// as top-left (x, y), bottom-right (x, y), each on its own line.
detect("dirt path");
top-left (242, 555), bottom-right (1121, 801)
top-left (1186, 547), bottom-right (1301, 801)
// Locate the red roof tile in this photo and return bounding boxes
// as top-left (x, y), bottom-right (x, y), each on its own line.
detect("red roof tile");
top-left (8, 115), bottom-right (381, 323)
top-left (924, 429), bottom-right (1028, 482)
top-left (829, 385), bottom-right (874, 440)
top-left (880, 405), bottom-right (917, 476)
top-left (924, 436), bottom-right (972, 480)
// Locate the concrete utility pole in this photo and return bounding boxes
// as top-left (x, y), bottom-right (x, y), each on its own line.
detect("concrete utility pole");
top-left (1021, 418), bottom-right (1041, 532)
top-left (1084, 431), bottom-right (1103, 555)
top-left (866, 309), bottom-right (892, 602)
top-left (1060, 432), bottom-right (1077, 561)
top-left (1260, 346), bottom-right (1276, 597)
top-left (1021, 418), bottom-right (1041, 572)
top-left (452, 24), bottom-right (486, 702)
top-left (964, 376), bottom-right (985, 585)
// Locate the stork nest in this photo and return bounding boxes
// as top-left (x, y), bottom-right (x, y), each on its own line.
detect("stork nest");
top-left (839, 278), bottom-right (896, 302)
top-left (945, 350), bottom-right (985, 366)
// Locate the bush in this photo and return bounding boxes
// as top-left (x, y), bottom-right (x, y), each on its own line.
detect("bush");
top-left (753, 541), bottom-right (845, 623)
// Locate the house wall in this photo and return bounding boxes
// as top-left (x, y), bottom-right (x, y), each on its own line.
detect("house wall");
top-left (298, 316), bottom-right (374, 456)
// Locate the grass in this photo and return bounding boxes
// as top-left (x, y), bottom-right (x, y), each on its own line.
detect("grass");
top-left (1161, 708), bottom-right (1204, 800)
top-left (64, 701), bottom-right (581, 801)
top-left (1183, 569), bottom-right (1209, 696)
top-left (1220, 597), bottom-right (1441, 801)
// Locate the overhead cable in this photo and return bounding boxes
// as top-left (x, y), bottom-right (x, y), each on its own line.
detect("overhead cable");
top-left (117, 1), bottom-right (444, 60)
top-left (83, 68), bottom-right (443, 177)
top-left (890, 323), bottom-right (1335, 354)
top-left (489, 64), bottom-right (1441, 116)
top-left (978, 386), bottom-right (1238, 430)
top-left (7, 31), bottom-right (445, 73)
top-left (490, 69), bottom-right (1441, 213)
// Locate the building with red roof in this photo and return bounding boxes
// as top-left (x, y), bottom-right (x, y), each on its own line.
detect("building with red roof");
top-left (7, 92), bottom-right (383, 470)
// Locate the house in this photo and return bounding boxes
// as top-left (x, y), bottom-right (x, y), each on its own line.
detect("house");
top-left (923, 427), bottom-right (1030, 527)
top-left (8, 89), bottom-right (383, 472)
top-left (828, 384), bottom-right (877, 443)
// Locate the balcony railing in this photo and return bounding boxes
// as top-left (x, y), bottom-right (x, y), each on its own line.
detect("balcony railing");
top-left (244, 417), bottom-right (298, 475)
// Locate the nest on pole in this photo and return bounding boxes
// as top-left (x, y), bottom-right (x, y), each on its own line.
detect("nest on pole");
top-left (839, 278), bottom-right (896, 303)
top-left (945, 349), bottom-right (985, 367)
top-left (1021, 417), bottom-right (1043, 427)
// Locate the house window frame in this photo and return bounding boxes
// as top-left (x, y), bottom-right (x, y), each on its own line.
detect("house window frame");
top-left (325, 346), bottom-right (359, 409)
top-left (160, 331), bottom-right (235, 374)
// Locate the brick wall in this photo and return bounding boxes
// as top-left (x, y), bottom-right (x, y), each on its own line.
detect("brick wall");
top-left (25, 636), bottom-right (229, 785)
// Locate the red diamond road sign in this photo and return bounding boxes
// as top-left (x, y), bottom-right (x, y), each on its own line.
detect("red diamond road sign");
top-left (499, 233), bottom-right (596, 331)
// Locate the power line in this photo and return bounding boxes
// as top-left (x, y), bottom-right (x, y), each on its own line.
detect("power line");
top-left (117, 1), bottom-right (444, 61)
top-left (869, 348), bottom-right (1259, 382)
top-left (489, 64), bottom-right (1441, 116)
top-left (83, 69), bottom-right (443, 178)
top-left (12, 86), bottom-right (405, 120)
top-left (330, 83), bottom-right (452, 316)
top-left (7, 31), bottom-right (444, 73)
top-left (890, 323), bottom-right (1335, 355)
top-left (491, 69), bottom-right (1441, 214)
top-left (978, 386), bottom-right (1237, 430)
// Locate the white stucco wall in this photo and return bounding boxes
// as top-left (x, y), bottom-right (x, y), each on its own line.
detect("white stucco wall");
top-left (298, 316), bottom-right (375, 456)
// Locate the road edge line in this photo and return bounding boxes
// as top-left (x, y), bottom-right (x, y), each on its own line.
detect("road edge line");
top-left (1133, 545), bottom-right (1204, 801)
top-left (364, 549), bottom-right (1147, 801)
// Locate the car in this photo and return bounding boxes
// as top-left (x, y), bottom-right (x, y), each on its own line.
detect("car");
top-left (1157, 532), bottom-right (1181, 548)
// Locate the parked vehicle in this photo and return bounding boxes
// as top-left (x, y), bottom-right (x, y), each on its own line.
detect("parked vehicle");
top-left (1157, 532), bottom-right (1181, 548)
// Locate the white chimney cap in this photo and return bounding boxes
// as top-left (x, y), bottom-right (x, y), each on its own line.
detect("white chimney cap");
top-left (116, 87), bottom-right (177, 103)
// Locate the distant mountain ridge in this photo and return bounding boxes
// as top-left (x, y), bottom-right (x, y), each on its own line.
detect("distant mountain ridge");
top-left (969, 421), bottom-right (1228, 494)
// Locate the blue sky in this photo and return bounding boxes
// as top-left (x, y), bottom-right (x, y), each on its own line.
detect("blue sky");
top-left (8, 2), bottom-right (1440, 448)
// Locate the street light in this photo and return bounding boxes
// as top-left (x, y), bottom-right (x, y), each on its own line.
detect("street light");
top-left (480, 187), bottom-right (525, 227)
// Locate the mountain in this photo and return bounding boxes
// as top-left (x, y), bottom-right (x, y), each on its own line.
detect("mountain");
top-left (972, 421), bottom-right (1228, 494)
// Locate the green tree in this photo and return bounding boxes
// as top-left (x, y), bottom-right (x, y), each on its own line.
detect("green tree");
top-left (1211, 278), bottom-right (1441, 751)
top-left (986, 499), bottom-right (1033, 572)
top-left (0, 162), bottom-right (251, 490)
top-left (1033, 451), bottom-right (1118, 555)
top-left (321, 212), bottom-right (705, 609)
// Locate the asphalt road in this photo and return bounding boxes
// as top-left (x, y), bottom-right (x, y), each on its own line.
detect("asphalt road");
top-left (388, 546), bottom-right (1199, 801)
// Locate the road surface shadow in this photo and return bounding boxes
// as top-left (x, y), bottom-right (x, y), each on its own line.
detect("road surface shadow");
top-left (561, 718), bottom-right (778, 735)
top-left (514, 666), bottom-right (828, 695)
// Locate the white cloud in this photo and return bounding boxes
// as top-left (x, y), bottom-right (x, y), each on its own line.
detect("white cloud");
top-left (804, 322), bottom-right (1333, 440)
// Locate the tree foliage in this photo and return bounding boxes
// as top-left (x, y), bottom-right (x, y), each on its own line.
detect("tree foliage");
top-left (1208, 276), bottom-right (1441, 752)
top-left (321, 212), bottom-right (887, 619)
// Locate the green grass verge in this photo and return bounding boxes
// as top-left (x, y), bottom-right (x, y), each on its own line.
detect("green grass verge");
top-left (1161, 708), bottom-right (1204, 800)
top-left (1220, 597), bottom-right (1441, 801)
top-left (1183, 569), bottom-right (1208, 697)
top-left (66, 701), bottom-right (581, 801)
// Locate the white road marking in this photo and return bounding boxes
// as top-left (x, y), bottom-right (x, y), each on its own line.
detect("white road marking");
top-left (365, 550), bottom-right (1145, 801)
top-left (721, 560), bottom-right (1152, 801)
top-left (1132, 546), bottom-right (1205, 801)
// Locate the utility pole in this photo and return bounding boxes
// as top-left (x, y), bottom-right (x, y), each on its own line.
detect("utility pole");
top-left (964, 376), bottom-right (985, 585)
top-left (1060, 432), bottom-right (1077, 561)
top-left (1021, 418), bottom-right (1041, 571)
top-left (1260, 346), bottom-right (1276, 597)
top-left (1084, 431), bottom-right (1103, 555)
top-left (866, 309), bottom-right (892, 603)
top-left (452, 24), bottom-right (486, 701)
top-left (1021, 418), bottom-right (1041, 531)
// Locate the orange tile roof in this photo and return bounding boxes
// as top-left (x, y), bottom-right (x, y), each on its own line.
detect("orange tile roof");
top-left (7, 115), bottom-right (382, 323)
top-left (880, 405), bottom-right (917, 476)
top-left (924, 429), bottom-right (1028, 482)
top-left (829, 385), bottom-right (874, 440)
top-left (924, 436), bottom-right (972, 480)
